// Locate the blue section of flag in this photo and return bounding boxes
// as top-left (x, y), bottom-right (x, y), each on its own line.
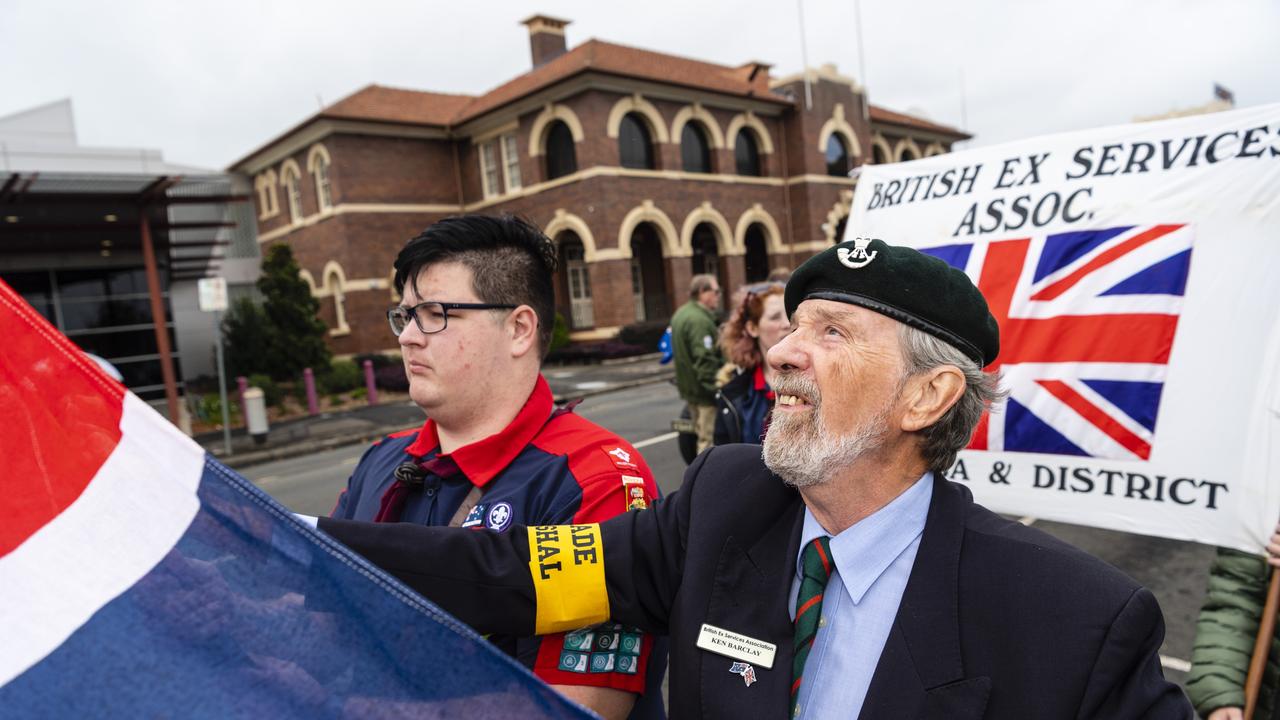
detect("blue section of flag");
top-left (657, 327), bottom-right (673, 365)
top-left (1004, 399), bottom-right (1088, 457)
top-left (919, 242), bottom-right (973, 271)
top-left (1034, 227), bottom-right (1133, 282)
top-left (1081, 380), bottom-right (1163, 433)
top-left (1099, 249), bottom-right (1192, 297)
top-left (0, 457), bottom-right (588, 720)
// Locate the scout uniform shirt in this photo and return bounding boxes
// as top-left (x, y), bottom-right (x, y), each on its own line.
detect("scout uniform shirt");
top-left (331, 375), bottom-right (664, 713)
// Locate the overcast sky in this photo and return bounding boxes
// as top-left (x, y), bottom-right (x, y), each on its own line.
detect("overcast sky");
top-left (3, 0), bottom-right (1277, 170)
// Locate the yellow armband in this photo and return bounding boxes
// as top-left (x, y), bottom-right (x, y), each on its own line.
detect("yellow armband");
top-left (527, 524), bottom-right (610, 634)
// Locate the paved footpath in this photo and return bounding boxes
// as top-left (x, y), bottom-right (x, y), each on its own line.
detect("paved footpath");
top-left (198, 353), bottom-right (675, 470)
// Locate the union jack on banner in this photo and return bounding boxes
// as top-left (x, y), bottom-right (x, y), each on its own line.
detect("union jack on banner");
top-left (922, 224), bottom-right (1194, 461)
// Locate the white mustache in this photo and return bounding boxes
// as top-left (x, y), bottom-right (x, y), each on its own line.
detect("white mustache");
top-left (772, 373), bottom-right (821, 407)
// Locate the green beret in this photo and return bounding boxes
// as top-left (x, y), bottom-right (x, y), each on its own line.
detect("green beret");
top-left (784, 238), bottom-right (1000, 366)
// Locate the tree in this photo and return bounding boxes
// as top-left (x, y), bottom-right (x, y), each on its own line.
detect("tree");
top-left (224, 244), bottom-right (332, 381)
top-left (222, 297), bottom-right (272, 379)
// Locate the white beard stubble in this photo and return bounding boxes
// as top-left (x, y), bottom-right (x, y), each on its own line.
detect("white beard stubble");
top-left (763, 372), bottom-right (895, 488)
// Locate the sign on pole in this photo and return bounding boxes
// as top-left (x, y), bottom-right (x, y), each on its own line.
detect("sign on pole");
top-left (197, 276), bottom-right (232, 455)
top-left (848, 103), bottom-right (1280, 552)
top-left (197, 277), bottom-right (227, 313)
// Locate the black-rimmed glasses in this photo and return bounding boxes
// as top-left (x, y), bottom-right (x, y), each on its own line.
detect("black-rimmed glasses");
top-left (387, 301), bottom-right (517, 336)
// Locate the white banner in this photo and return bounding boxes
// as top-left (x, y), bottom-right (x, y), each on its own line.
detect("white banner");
top-left (848, 103), bottom-right (1280, 553)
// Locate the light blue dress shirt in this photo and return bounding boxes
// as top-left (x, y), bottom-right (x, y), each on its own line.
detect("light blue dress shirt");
top-left (789, 472), bottom-right (933, 719)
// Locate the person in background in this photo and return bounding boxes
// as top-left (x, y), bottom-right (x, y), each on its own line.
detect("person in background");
top-left (1187, 522), bottom-right (1280, 720)
top-left (670, 273), bottom-right (723, 455)
top-left (713, 281), bottom-right (789, 446)
top-left (766, 266), bottom-right (792, 283)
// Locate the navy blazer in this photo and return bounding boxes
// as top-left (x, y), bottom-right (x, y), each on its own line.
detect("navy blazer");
top-left (322, 444), bottom-right (1194, 719)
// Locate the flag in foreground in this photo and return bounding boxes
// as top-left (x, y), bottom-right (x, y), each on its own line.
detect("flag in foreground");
top-left (0, 279), bottom-right (589, 719)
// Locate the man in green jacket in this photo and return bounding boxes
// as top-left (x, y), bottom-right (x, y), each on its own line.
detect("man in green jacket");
top-left (671, 273), bottom-right (723, 454)
top-left (1187, 522), bottom-right (1280, 720)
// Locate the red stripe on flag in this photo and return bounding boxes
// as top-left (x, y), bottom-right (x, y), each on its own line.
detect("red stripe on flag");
top-left (0, 280), bottom-right (125, 557)
top-left (1037, 379), bottom-right (1152, 459)
top-left (1029, 225), bottom-right (1184, 302)
top-left (968, 412), bottom-right (990, 450)
top-left (1001, 314), bottom-right (1178, 365)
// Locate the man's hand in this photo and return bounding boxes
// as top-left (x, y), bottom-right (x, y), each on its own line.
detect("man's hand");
top-left (1266, 521), bottom-right (1280, 568)
top-left (1208, 707), bottom-right (1244, 720)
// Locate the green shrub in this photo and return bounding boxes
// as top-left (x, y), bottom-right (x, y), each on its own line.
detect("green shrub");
top-left (318, 360), bottom-right (362, 394)
top-left (550, 312), bottom-right (571, 353)
top-left (247, 373), bottom-right (283, 408)
top-left (618, 321), bottom-right (668, 349)
top-left (354, 353), bottom-right (398, 369)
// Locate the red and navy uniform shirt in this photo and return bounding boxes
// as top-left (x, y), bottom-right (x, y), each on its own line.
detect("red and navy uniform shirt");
top-left (332, 375), bottom-right (665, 713)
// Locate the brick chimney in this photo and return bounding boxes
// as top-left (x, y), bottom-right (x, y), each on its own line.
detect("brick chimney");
top-left (521, 14), bottom-right (571, 68)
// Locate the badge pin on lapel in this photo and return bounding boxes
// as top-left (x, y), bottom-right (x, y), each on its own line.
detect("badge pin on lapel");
top-left (728, 661), bottom-right (757, 687)
top-left (837, 237), bottom-right (878, 269)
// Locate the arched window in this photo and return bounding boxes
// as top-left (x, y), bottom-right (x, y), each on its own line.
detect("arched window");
top-left (681, 123), bottom-right (711, 173)
top-left (744, 225), bottom-right (769, 282)
top-left (557, 235), bottom-right (594, 329)
top-left (311, 154), bottom-right (332, 211)
top-left (690, 224), bottom-right (723, 309)
top-left (872, 143), bottom-right (889, 165)
top-left (618, 113), bottom-right (654, 170)
top-left (544, 121), bottom-right (578, 180)
top-left (734, 130), bottom-right (761, 176)
top-left (281, 165), bottom-right (303, 224)
top-left (825, 135), bottom-right (850, 177)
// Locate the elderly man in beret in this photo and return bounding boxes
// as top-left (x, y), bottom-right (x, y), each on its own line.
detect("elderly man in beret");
top-left (317, 239), bottom-right (1193, 719)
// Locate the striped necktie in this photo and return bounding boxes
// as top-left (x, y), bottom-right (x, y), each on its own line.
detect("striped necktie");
top-left (791, 536), bottom-right (833, 718)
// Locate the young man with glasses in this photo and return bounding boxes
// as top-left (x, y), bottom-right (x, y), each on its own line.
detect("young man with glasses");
top-left (671, 274), bottom-right (724, 455)
top-left (331, 214), bottom-right (665, 720)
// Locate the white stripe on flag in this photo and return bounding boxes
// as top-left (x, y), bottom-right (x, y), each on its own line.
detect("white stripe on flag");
top-left (0, 394), bottom-right (205, 685)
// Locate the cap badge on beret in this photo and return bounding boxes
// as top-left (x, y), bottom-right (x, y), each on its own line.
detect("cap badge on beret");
top-left (836, 237), bottom-right (879, 270)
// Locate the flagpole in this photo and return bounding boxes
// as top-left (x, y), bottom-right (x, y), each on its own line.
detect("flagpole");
top-left (1244, 565), bottom-right (1280, 720)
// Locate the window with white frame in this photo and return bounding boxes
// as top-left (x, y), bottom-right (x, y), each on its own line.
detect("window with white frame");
top-left (479, 141), bottom-right (501, 198)
top-left (312, 155), bottom-right (333, 211)
top-left (281, 167), bottom-right (303, 224)
top-left (501, 133), bottom-right (522, 191)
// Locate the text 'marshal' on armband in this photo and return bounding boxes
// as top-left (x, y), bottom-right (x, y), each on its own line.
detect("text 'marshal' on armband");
top-left (527, 524), bottom-right (610, 635)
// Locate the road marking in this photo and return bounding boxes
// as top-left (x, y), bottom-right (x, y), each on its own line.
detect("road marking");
top-left (341, 456), bottom-right (358, 467)
top-left (634, 432), bottom-right (678, 449)
top-left (256, 475), bottom-right (280, 485)
top-left (1018, 516), bottom-right (1037, 526)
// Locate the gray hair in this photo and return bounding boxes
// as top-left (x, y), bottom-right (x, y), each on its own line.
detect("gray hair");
top-left (897, 324), bottom-right (1006, 475)
top-left (689, 273), bottom-right (717, 299)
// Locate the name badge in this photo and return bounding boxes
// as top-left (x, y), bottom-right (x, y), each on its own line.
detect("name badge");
top-left (695, 623), bottom-right (777, 669)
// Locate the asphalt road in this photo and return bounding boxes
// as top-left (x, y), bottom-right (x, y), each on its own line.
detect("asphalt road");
top-left (242, 380), bottom-right (1216, 692)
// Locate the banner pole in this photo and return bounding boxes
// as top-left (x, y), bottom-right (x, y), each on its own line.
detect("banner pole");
top-left (1244, 565), bottom-right (1280, 720)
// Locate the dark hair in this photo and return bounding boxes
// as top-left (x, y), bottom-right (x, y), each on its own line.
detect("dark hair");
top-left (393, 214), bottom-right (558, 357)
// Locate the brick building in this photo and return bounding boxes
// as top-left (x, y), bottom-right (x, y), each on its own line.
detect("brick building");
top-left (230, 15), bottom-right (969, 356)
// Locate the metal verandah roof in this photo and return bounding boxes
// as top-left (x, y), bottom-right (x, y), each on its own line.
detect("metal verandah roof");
top-left (0, 171), bottom-right (250, 279)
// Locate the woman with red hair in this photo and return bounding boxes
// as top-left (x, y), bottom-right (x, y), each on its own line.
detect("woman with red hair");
top-left (713, 281), bottom-right (789, 446)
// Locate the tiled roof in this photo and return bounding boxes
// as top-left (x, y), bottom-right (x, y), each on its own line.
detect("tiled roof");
top-left (869, 105), bottom-right (970, 139)
top-left (320, 85), bottom-right (474, 126)
top-left (451, 39), bottom-right (787, 122)
top-left (231, 39), bottom-right (966, 169)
